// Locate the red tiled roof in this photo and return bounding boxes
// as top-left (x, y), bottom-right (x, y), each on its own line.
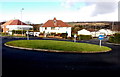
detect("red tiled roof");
top-left (42, 18), bottom-right (71, 27)
top-left (2, 19), bottom-right (27, 26)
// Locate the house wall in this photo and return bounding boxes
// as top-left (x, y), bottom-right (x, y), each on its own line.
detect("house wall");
top-left (2, 25), bottom-right (33, 35)
top-left (2, 26), bottom-right (9, 33)
top-left (33, 32), bottom-right (40, 36)
top-left (6, 25), bottom-right (33, 31)
top-left (40, 27), bottom-right (71, 37)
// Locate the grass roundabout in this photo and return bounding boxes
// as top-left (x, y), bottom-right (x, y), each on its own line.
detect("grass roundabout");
top-left (5, 40), bottom-right (112, 53)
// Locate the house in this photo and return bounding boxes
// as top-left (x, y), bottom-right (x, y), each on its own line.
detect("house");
top-left (91, 29), bottom-right (113, 37)
top-left (78, 29), bottom-right (91, 35)
top-left (1, 19), bottom-right (33, 35)
top-left (0, 21), bottom-right (6, 32)
top-left (112, 22), bottom-right (120, 33)
top-left (40, 18), bottom-right (72, 37)
top-left (98, 29), bottom-right (113, 36)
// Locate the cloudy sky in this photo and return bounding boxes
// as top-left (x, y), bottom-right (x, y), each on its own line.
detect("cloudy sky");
top-left (0, 0), bottom-right (119, 24)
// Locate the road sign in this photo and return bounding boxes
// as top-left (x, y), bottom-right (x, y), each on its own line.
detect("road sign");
top-left (98, 35), bottom-right (104, 47)
top-left (98, 35), bottom-right (104, 40)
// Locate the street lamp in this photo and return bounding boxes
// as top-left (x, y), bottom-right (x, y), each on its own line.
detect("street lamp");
top-left (74, 34), bottom-right (77, 42)
top-left (27, 30), bottom-right (29, 40)
top-left (21, 8), bottom-right (24, 36)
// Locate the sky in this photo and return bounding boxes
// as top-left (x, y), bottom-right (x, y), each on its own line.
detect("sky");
top-left (0, 0), bottom-right (119, 24)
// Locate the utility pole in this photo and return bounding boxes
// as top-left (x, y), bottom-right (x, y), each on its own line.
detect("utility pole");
top-left (21, 8), bottom-right (24, 36)
top-left (112, 21), bottom-right (114, 35)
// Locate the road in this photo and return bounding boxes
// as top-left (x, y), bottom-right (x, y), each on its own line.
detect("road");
top-left (2, 37), bottom-right (120, 77)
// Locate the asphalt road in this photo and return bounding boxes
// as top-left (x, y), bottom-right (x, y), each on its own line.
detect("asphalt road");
top-left (2, 37), bottom-right (120, 77)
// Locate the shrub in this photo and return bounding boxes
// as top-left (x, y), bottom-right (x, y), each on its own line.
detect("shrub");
top-left (12, 30), bottom-right (27, 34)
top-left (39, 33), bottom-right (44, 35)
top-left (109, 33), bottom-right (120, 44)
top-left (1, 32), bottom-right (9, 36)
top-left (60, 33), bottom-right (68, 39)
top-left (77, 35), bottom-right (92, 40)
top-left (109, 36), bottom-right (114, 43)
top-left (55, 33), bottom-right (61, 36)
top-left (67, 37), bottom-right (74, 40)
top-left (50, 33), bottom-right (56, 36)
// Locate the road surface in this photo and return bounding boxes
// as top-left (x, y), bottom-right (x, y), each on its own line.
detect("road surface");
top-left (2, 37), bottom-right (120, 77)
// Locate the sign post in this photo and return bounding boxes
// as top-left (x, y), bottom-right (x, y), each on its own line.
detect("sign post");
top-left (27, 30), bottom-right (29, 40)
top-left (98, 35), bottom-right (104, 47)
top-left (100, 40), bottom-right (102, 47)
top-left (74, 34), bottom-right (77, 42)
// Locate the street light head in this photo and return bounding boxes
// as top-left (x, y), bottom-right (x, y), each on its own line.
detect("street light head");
top-left (22, 8), bottom-right (24, 10)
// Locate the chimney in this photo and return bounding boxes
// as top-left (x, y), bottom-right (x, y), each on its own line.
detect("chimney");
top-left (53, 17), bottom-right (57, 26)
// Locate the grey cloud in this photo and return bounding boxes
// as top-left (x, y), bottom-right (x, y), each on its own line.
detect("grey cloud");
top-left (62, 0), bottom-right (118, 16)
top-left (91, 2), bottom-right (117, 16)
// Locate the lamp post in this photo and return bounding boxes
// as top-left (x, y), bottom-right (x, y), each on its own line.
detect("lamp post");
top-left (74, 34), bottom-right (77, 42)
top-left (21, 8), bottom-right (24, 36)
top-left (27, 30), bottom-right (29, 40)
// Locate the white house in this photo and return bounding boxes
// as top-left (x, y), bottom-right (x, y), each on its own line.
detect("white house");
top-left (91, 29), bottom-right (113, 37)
top-left (1, 19), bottom-right (33, 35)
top-left (78, 29), bottom-right (91, 35)
top-left (98, 29), bottom-right (113, 35)
top-left (40, 18), bottom-right (72, 37)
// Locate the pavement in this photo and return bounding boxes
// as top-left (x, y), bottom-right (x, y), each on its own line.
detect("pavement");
top-left (1, 37), bottom-right (120, 77)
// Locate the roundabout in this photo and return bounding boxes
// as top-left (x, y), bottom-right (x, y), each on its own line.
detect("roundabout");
top-left (2, 37), bottom-right (120, 77)
top-left (5, 40), bottom-right (111, 53)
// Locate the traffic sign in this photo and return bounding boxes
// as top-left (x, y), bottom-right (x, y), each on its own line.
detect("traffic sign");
top-left (98, 35), bottom-right (104, 47)
top-left (98, 35), bottom-right (104, 40)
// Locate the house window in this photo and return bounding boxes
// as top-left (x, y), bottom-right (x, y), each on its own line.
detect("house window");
top-left (54, 20), bottom-right (56, 23)
top-left (45, 27), bottom-right (47, 30)
top-left (29, 28), bottom-right (33, 30)
top-left (51, 27), bottom-right (55, 30)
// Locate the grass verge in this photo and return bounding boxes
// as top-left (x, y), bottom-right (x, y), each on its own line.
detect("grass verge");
top-left (5, 40), bottom-right (111, 53)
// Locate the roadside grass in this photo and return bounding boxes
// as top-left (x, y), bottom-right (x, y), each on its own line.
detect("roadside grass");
top-left (5, 40), bottom-right (112, 53)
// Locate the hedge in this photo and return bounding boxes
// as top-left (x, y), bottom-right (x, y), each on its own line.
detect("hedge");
top-left (60, 33), bottom-right (68, 39)
top-left (109, 33), bottom-right (120, 44)
top-left (77, 35), bottom-right (92, 40)
top-left (12, 30), bottom-right (27, 34)
top-left (1, 32), bottom-right (9, 36)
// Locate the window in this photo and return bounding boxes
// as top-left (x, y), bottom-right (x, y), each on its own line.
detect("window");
top-left (45, 27), bottom-right (47, 30)
top-left (51, 27), bottom-right (55, 30)
top-left (29, 28), bottom-right (33, 30)
top-left (54, 20), bottom-right (56, 23)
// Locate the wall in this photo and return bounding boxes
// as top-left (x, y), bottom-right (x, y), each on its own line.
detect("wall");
top-left (40, 27), bottom-right (71, 37)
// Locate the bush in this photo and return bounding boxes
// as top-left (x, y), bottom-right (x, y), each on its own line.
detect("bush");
top-left (67, 37), bottom-right (74, 40)
top-left (50, 33), bottom-right (56, 36)
top-left (39, 33), bottom-right (44, 35)
top-left (12, 30), bottom-right (27, 34)
top-left (77, 35), bottom-right (92, 40)
top-left (109, 33), bottom-right (120, 44)
top-left (55, 33), bottom-right (61, 36)
top-left (1, 32), bottom-right (9, 36)
top-left (60, 33), bottom-right (68, 39)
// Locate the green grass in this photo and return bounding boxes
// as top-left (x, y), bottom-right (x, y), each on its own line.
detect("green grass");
top-left (5, 40), bottom-right (112, 53)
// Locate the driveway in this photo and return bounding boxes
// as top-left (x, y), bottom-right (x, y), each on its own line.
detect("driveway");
top-left (2, 37), bottom-right (120, 77)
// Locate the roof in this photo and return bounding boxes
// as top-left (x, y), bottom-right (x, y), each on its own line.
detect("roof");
top-left (2, 19), bottom-right (27, 26)
top-left (78, 29), bottom-right (91, 35)
top-left (42, 18), bottom-right (71, 27)
top-left (0, 22), bottom-right (6, 25)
